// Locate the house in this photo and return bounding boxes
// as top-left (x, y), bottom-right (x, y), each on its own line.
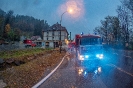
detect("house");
top-left (30, 36), bottom-right (42, 46)
top-left (31, 36), bottom-right (42, 41)
top-left (42, 22), bottom-right (69, 48)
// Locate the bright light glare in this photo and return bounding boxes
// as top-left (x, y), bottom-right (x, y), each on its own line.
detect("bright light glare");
top-left (94, 70), bottom-right (97, 74)
top-left (68, 8), bottom-right (73, 14)
top-left (84, 71), bottom-right (87, 75)
top-left (85, 55), bottom-right (89, 58)
top-left (96, 54), bottom-right (103, 59)
top-left (98, 67), bottom-right (102, 73)
top-left (79, 55), bottom-right (84, 60)
top-left (66, 0), bottom-right (84, 18)
top-left (78, 68), bottom-right (83, 75)
top-left (96, 54), bottom-right (99, 58)
top-left (58, 0), bottom-right (85, 20)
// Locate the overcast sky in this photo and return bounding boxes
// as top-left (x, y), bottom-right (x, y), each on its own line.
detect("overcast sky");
top-left (0, 0), bottom-right (121, 38)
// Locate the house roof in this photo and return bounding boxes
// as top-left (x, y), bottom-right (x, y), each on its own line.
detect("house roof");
top-left (31, 36), bottom-right (42, 40)
top-left (43, 22), bottom-right (68, 34)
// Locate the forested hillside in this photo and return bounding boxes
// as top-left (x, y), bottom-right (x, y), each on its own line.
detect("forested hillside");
top-left (0, 9), bottom-right (49, 41)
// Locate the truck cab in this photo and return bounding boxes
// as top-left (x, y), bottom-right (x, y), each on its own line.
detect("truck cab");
top-left (77, 35), bottom-right (103, 60)
top-left (75, 34), bottom-right (103, 73)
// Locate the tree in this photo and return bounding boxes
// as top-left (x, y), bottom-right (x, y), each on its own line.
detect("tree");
top-left (3, 10), bottom-right (14, 40)
top-left (44, 20), bottom-right (49, 30)
top-left (0, 16), bottom-right (4, 39)
top-left (33, 20), bottom-right (42, 36)
top-left (117, 4), bottom-right (132, 44)
top-left (0, 9), bottom-right (51, 41)
top-left (121, 0), bottom-right (133, 49)
top-left (8, 29), bottom-right (15, 41)
top-left (94, 26), bottom-right (104, 37)
top-left (5, 24), bottom-right (11, 33)
top-left (3, 24), bottom-right (11, 39)
top-left (94, 16), bottom-right (120, 46)
top-left (14, 28), bottom-right (21, 41)
top-left (34, 20), bottom-right (50, 37)
top-left (122, 0), bottom-right (133, 16)
top-left (93, 0), bottom-right (133, 49)
top-left (5, 10), bottom-right (14, 25)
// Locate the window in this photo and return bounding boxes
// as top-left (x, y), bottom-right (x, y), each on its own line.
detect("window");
top-left (80, 37), bottom-right (102, 45)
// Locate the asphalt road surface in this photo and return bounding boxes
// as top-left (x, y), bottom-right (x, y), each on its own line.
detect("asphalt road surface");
top-left (38, 50), bottom-right (133, 88)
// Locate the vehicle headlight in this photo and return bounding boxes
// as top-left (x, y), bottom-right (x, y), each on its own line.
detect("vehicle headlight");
top-left (95, 67), bottom-right (102, 74)
top-left (78, 68), bottom-right (83, 75)
top-left (98, 67), bottom-right (102, 73)
top-left (79, 55), bottom-right (84, 60)
top-left (85, 55), bottom-right (89, 58)
top-left (96, 54), bottom-right (103, 59)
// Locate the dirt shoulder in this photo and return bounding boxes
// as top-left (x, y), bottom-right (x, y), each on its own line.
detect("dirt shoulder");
top-left (0, 49), bottom-right (66, 88)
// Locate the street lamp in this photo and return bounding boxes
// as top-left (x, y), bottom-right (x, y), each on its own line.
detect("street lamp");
top-left (59, 9), bottom-right (73, 53)
top-left (59, 11), bottom-right (67, 53)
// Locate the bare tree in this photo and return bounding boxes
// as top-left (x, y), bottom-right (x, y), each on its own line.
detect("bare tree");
top-left (117, 4), bottom-right (132, 44)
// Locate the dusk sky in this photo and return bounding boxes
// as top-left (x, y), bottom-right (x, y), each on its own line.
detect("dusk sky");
top-left (0, 0), bottom-right (121, 38)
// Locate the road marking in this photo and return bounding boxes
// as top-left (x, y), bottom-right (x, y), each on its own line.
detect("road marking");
top-left (32, 55), bottom-right (67, 88)
top-left (123, 55), bottom-right (132, 58)
top-left (107, 64), bottom-right (133, 77)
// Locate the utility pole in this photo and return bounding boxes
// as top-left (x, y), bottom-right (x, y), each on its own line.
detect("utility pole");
top-left (60, 11), bottom-right (67, 53)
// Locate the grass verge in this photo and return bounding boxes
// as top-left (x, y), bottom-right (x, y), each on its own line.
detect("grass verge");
top-left (0, 48), bottom-right (66, 88)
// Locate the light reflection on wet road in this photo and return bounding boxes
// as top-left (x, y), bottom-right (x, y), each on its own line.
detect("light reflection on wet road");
top-left (38, 51), bottom-right (133, 88)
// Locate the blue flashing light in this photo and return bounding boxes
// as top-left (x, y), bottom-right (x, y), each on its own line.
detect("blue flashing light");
top-left (81, 32), bottom-right (84, 35)
top-left (84, 71), bottom-right (87, 75)
top-left (94, 70), bottom-right (97, 74)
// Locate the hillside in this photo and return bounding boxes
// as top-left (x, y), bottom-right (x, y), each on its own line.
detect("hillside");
top-left (0, 9), bottom-right (50, 41)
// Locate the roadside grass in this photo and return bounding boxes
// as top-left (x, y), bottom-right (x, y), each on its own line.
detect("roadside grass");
top-left (0, 48), bottom-right (66, 88)
top-left (0, 48), bottom-right (52, 60)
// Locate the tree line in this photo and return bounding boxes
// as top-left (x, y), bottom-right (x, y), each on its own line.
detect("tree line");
top-left (94, 0), bottom-right (133, 49)
top-left (0, 9), bottom-right (49, 42)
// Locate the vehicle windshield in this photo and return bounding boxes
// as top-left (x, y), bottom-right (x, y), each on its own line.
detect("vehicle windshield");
top-left (80, 37), bottom-right (102, 45)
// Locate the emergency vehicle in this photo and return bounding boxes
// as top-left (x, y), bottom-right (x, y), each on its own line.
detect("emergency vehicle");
top-left (74, 34), bottom-right (103, 76)
top-left (68, 42), bottom-right (75, 50)
top-left (23, 39), bottom-right (36, 48)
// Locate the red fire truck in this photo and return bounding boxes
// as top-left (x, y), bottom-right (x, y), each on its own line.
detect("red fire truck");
top-left (75, 34), bottom-right (103, 74)
top-left (23, 39), bottom-right (36, 48)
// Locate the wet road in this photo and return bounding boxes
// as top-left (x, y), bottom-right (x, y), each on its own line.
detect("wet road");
top-left (38, 50), bottom-right (133, 88)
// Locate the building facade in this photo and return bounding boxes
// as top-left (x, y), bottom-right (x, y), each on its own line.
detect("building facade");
top-left (43, 22), bottom-right (68, 48)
